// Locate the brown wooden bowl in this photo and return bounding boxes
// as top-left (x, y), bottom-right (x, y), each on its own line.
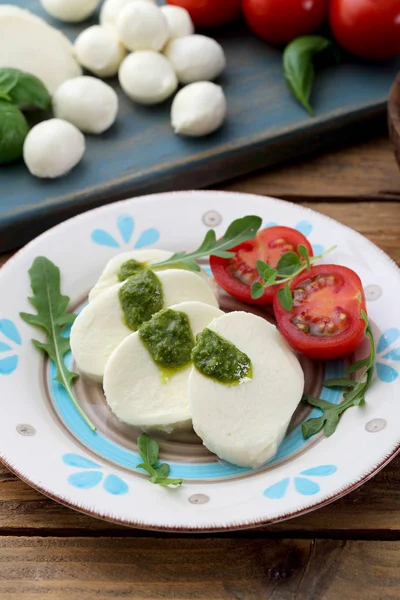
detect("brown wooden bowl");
top-left (388, 71), bottom-right (400, 168)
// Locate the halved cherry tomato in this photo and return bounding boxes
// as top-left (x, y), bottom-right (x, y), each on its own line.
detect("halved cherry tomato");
top-left (330, 0), bottom-right (400, 61)
top-left (210, 226), bottom-right (313, 305)
top-left (273, 264), bottom-right (367, 360)
top-left (243, 0), bottom-right (329, 46)
top-left (166, 0), bottom-right (242, 28)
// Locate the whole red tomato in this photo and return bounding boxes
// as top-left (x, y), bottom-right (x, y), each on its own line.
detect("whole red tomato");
top-left (243, 0), bottom-right (328, 45)
top-left (330, 0), bottom-right (400, 60)
top-left (166, 0), bottom-right (242, 28)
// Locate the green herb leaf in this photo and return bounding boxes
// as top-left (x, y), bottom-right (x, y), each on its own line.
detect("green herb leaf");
top-left (277, 284), bottom-right (293, 311)
top-left (283, 36), bottom-right (334, 115)
top-left (276, 252), bottom-right (302, 276)
top-left (302, 313), bottom-right (375, 439)
top-left (136, 433), bottom-right (183, 487)
top-left (0, 101), bottom-right (29, 164)
top-left (298, 244), bottom-right (311, 269)
top-left (251, 281), bottom-right (265, 300)
top-left (0, 68), bottom-right (51, 111)
top-left (153, 216), bottom-right (262, 270)
top-left (20, 257), bottom-right (96, 431)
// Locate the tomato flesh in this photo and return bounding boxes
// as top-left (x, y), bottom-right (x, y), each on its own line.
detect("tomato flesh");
top-left (210, 226), bottom-right (313, 305)
top-left (274, 264), bottom-right (366, 360)
top-left (330, 0), bottom-right (400, 60)
top-left (166, 0), bottom-right (242, 28)
top-left (243, 0), bottom-right (329, 45)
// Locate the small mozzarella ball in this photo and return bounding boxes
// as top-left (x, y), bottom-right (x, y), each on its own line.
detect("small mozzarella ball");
top-left (74, 25), bottom-right (126, 78)
top-left (171, 82), bottom-right (227, 137)
top-left (100, 0), bottom-right (156, 30)
top-left (53, 77), bottom-right (118, 134)
top-left (161, 5), bottom-right (194, 40)
top-left (164, 35), bottom-right (226, 84)
top-left (40, 0), bottom-right (99, 23)
top-left (116, 2), bottom-right (169, 52)
top-left (119, 51), bottom-right (178, 105)
top-left (23, 119), bottom-right (85, 179)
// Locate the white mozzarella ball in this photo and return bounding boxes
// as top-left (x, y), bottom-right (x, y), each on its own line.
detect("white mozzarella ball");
top-left (119, 51), bottom-right (178, 105)
top-left (104, 302), bottom-right (223, 432)
top-left (23, 119), bottom-right (85, 179)
top-left (100, 0), bottom-right (156, 30)
top-left (74, 25), bottom-right (126, 78)
top-left (161, 5), bottom-right (194, 40)
top-left (164, 34), bottom-right (226, 84)
top-left (171, 82), bottom-right (227, 137)
top-left (40, 0), bottom-right (99, 23)
top-left (53, 77), bottom-right (118, 134)
top-left (189, 312), bottom-right (305, 468)
top-left (116, 1), bottom-right (169, 52)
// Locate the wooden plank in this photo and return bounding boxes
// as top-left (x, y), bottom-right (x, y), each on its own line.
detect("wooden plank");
top-left (224, 137), bottom-right (400, 202)
top-left (0, 537), bottom-right (398, 599)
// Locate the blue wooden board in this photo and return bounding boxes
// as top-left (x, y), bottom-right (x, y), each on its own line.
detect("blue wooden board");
top-left (1, 0), bottom-right (399, 251)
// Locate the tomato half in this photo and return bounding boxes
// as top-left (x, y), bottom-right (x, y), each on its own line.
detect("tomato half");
top-left (330, 0), bottom-right (400, 60)
top-left (243, 0), bottom-right (329, 46)
top-left (273, 264), bottom-right (366, 360)
top-left (210, 226), bottom-right (313, 305)
top-left (166, 0), bottom-right (242, 28)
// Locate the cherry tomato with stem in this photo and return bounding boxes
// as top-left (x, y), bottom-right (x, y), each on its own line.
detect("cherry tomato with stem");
top-left (210, 226), bottom-right (313, 305)
top-left (273, 264), bottom-right (367, 360)
top-left (330, 0), bottom-right (400, 61)
top-left (166, 0), bottom-right (242, 28)
top-left (243, 0), bottom-right (329, 46)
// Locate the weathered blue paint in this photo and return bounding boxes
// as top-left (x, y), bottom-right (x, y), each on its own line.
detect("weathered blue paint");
top-left (1, 1), bottom-right (399, 251)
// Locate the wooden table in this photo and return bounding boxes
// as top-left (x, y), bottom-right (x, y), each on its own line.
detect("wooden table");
top-left (1, 133), bottom-right (400, 599)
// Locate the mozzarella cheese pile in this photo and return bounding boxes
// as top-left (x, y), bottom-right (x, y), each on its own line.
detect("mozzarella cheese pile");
top-left (70, 251), bottom-right (304, 468)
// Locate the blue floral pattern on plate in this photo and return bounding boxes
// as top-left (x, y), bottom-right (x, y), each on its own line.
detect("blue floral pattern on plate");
top-left (63, 453), bottom-right (129, 495)
top-left (91, 215), bottom-right (160, 249)
top-left (263, 465), bottom-right (337, 499)
top-left (264, 220), bottom-right (325, 255)
top-left (375, 328), bottom-right (400, 383)
top-left (0, 319), bottom-right (21, 376)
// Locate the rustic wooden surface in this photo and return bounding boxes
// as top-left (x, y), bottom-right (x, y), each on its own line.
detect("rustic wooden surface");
top-left (0, 134), bottom-right (399, 598)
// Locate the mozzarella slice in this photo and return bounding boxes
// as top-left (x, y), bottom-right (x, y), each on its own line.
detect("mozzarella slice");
top-left (189, 312), bottom-right (304, 468)
top-left (71, 269), bottom-right (218, 382)
top-left (104, 301), bottom-right (223, 432)
top-left (88, 249), bottom-right (173, 302)
top-left (0, 12), bottom-right (82, 93)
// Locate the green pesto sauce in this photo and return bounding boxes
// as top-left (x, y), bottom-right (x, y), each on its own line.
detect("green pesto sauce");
top-left (118, 269), bottom-right (163, 331)
top-left (139, 309), bottom-right (195, 376)
top-left (118, 259), bottom-right (147, 282)
top-left (191, 328), bottom-right (252, 385)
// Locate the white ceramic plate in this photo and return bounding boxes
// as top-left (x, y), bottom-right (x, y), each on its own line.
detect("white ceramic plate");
top-left (0, 191), bottom-right (399, 532)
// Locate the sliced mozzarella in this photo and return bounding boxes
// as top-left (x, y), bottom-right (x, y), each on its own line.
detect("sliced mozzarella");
top-left (189, 312), bottom-right (304, 468)
top-left (71, 269), bottom-right (218, 382)
top-left (104, 301), bottom-right (223, 432)
top-left (88, 249), bottom-right (173, 302)
top-left (0, 12), bottom-right (82, 93)
top-left (116, 2), bottom-right (169, 52)
top-left (164, 35), bottom-right (226, 84)
top-left (161, 5), bottom-right (194, 40)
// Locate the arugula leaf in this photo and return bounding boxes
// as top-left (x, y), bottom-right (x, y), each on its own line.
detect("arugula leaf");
top-left (0, 101), bottom-right (29, 164)
top-left (20, 257), bottom-right (96, 431)
top-left (251, 244), bottom-right (336, 310)
top-left (283, 36), bottom-right (336, 114)
top-left (153, 216), bottom-right (262, 270)
top-left (137, 433), bottom-right (183, 487)
top-left (302, 312), bottom-right (375, 439)
top-left (0, 68), bottom-right (51, 111)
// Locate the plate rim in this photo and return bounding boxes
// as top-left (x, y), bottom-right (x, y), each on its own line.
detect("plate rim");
top-left (1, 189), bottom-right (400, 533)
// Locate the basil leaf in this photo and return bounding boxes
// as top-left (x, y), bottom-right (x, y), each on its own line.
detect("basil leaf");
top-left (0, 101), bottom-right (29, 164)
top-left (138, 433), bottom-right (159, 468)
top-left (0, 69), bottom-right (19, 94)
top-left (4, 69), bottom-right (51, 111)
top-left (276, 252), bottom-right (302, 276)
top-left (277, 284), bottom-right (293, 311)
top-left (251, 282), bottom-right (265, 300)
top-left (283, 36), bottom-right (333, 115)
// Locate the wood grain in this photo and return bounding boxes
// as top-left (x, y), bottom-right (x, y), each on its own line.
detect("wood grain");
top-left (0, 537), bottom-right (399, 599)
